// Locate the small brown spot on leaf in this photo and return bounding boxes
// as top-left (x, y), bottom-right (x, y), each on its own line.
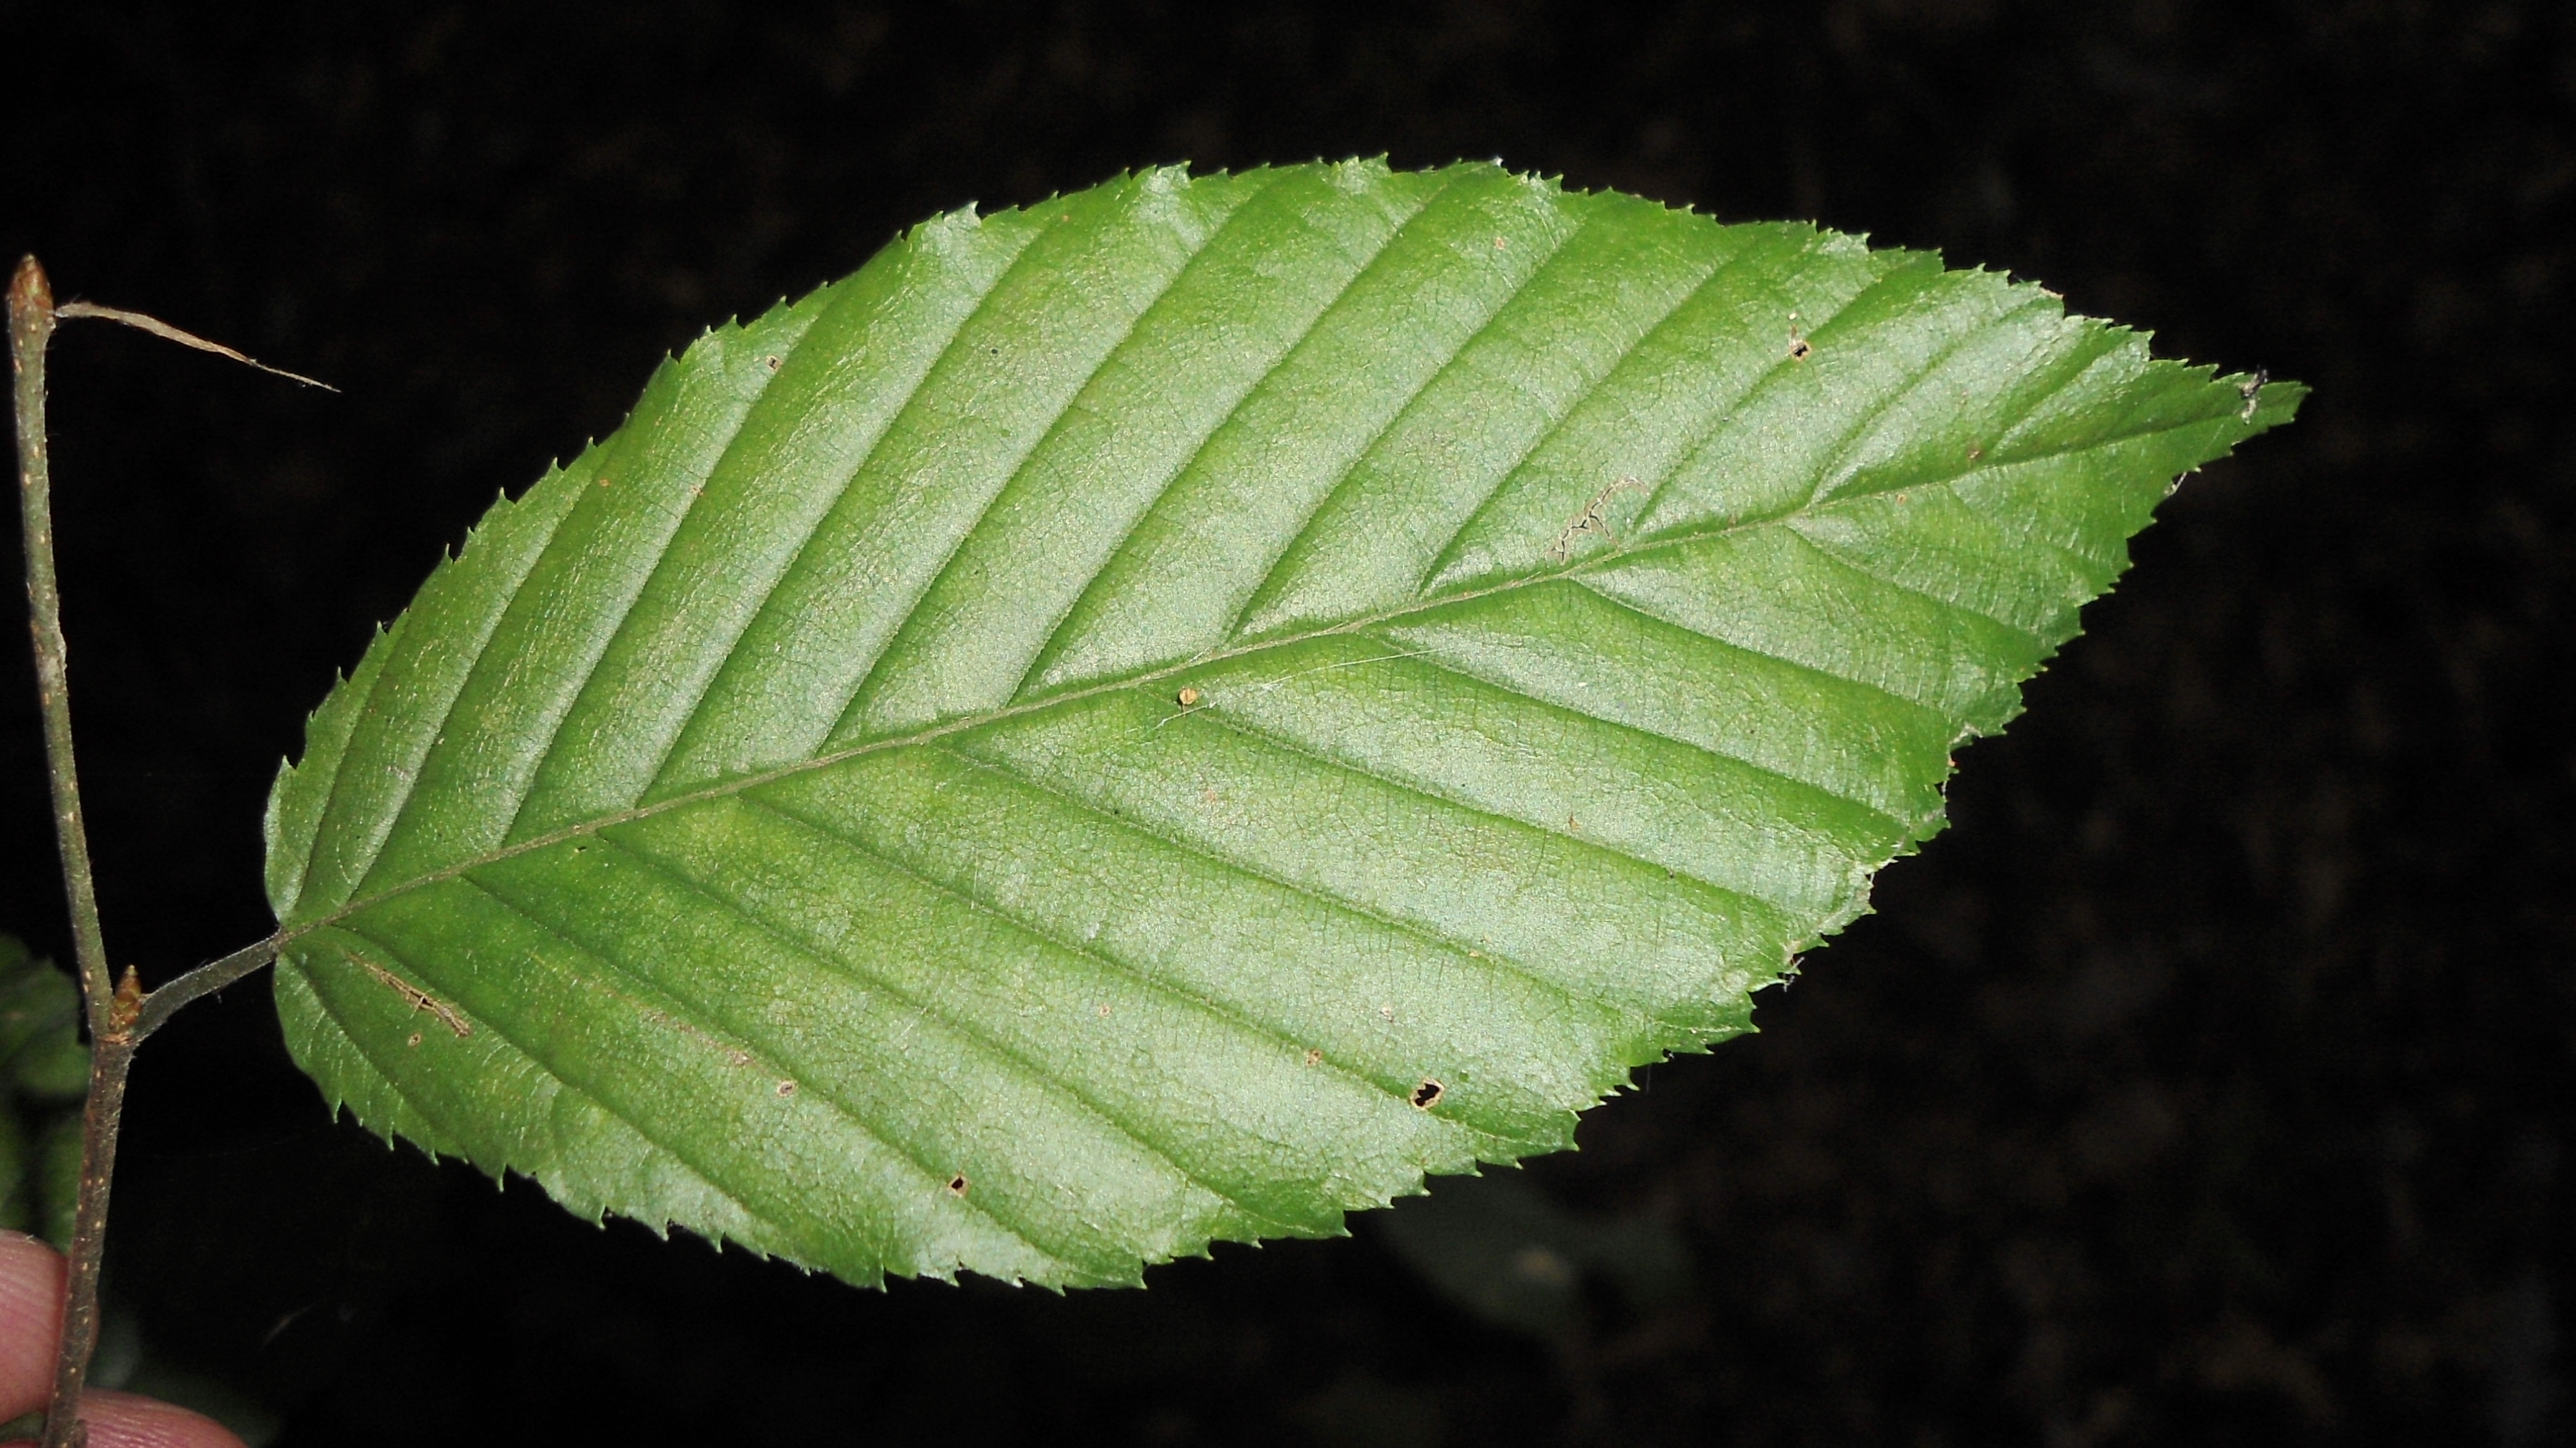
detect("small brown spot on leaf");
top-left (946, 1173), bottom-right (969, 1196)
top-left (1379, 1004), bottom-right (1396, 1020)
top-left (764, 354), bottom-right (782, 372)
top-left (406, 1032), bottom-right (423, 1048)
top-left (1567, 815), bottom-right (1581, 832)
top-left (727, 1049), bottom-right (752, 1067)
top-left (1303, 1048), bottom-right (1323, 1067)
top-left (1493, 235), bottom-right (1508, 249)
top-left (597, 476), bottom-right (612, 488)
top-left (1967, 444), bottom-right (1985, 461)
top-left (346, 950), bottom-right (471, 1038)
top-left (1095, 1003), bottom-right (1111, 1018)
top-left (1410, 1079), bottom-right (1445, 1109)
top-left (775, 1079), bottom-right (797, 1098)
top-left (1546, 476), bottom-right (1648, 562)
top-left (1176, 686), bottom-right (1201, 708)
top-left (1788, 332), bottom-right (1812, 362)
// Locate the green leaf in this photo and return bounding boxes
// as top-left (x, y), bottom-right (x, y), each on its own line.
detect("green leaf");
top-left (1377, 1172), bottom-right (1691, 1340)
top-left (11, 1035), bottom-right (89, 1104)
top-left (0, 935), bottom-right (87, 1101)
top-left (261, 160), bottom-right (2300, 1288)
top-left (34, 1111), bottom-right (78, 1251)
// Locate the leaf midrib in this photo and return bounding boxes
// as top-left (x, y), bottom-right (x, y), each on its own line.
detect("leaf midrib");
top-left (286, 539), bottom-right (1663, 943)
top-left (281, 394), bottom-right (2232, 952)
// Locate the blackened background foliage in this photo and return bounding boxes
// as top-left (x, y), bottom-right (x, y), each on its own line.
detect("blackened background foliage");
top-left (0, 1), bottom-right (2568, 1444)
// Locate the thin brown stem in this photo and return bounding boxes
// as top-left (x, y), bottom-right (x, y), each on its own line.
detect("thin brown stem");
top-left (11, 258), bottom-right (112, 1034)
top-left (53, 301), bottom-right (336, 392)
top-left (13, 257), bottom-right (313, 1447)
top-left (132, 934), bottom-right (284, 1039)
top-left (12, 254), bottom-right (120, 1448)
top-left (39, 1037), bottom-right (132, 1448)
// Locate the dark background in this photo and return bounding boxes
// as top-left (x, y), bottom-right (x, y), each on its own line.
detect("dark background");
top-left (1, 1), bottom-right (2569, 1443)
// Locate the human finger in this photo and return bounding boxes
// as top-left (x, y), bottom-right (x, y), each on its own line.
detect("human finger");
top-left (0, 1232), bottom-right (244, 1447)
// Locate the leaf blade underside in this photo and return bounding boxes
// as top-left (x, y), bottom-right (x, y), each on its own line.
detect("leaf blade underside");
top-left (263, 160), bottom-right (2301, 1288)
